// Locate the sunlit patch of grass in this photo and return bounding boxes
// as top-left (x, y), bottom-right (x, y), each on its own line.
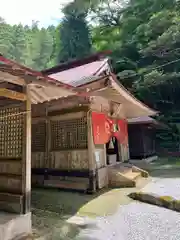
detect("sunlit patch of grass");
top-left (158, 196), bottom-right (174, 202)
top-left (175, 161), bottom-right (180, 166)
top-left (77, 189), bottom-right (132, 217)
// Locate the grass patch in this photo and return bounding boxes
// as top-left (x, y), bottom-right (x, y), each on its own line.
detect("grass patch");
top-left (158, 196), bottom-right (174, 202)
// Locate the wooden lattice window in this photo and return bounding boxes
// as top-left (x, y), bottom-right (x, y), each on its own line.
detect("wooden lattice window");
top-left (0, 107), bottom-right (23, 158)
top-left (51, 117), bottom-right (88, 150)
top-left (32, 121), bottom-right (46, 152)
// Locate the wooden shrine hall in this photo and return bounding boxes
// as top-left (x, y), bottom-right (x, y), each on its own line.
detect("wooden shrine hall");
top-left (0, 55), bottom-right (78, 240)
top-left (29, 52), bottom-right (156, 192)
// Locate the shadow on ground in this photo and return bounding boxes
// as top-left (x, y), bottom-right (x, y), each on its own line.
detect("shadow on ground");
top-left (31, 188), bottom-right (106, 239)
top-left (31, 187), bottom-right (134, 239)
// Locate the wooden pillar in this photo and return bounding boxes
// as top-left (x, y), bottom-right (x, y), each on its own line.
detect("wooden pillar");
top-left (22, 86), bottom-right (31, 214)
top-left (87, 110), bottom-right (96, 193)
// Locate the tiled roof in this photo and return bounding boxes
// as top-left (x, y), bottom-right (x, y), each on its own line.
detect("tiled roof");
top-left (48, 58), bottom-right (110, 87)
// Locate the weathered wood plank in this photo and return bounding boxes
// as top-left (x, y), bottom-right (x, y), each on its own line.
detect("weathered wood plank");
top-left (0, 160), bottom-right (22, 175)
top-left (31, 152), bottom-right (46, 168)
top-left (48, 96), bottom-right (89, 112)
top-left (0, 175), bottom-right (22, 193)
top-left (43, 179), bottom-right (89, 191)
top-left (49, 150), bottom-right (89, 170)
top-left (0, 88), bottom-right (26, 101)
top-left (0, 192), bottom-right (23, 214)
top-left (49, 111), bottom-right (86, 121)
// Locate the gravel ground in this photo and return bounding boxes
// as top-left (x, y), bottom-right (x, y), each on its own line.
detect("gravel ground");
top-left (142, 178), bottom-right (180, 199)
top-left (32, 186), bottom-right (180, 240)
top-left (32, 162), bottom-right (180, 240)
top-left (75, 202), bottom-right (180, 240)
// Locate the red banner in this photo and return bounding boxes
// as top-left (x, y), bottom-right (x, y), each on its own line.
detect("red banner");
top-left (91, 112), bottom-right (128, 145)
top-left (115, 120), bottom-right (128, 146)
top-left (91, 112), bottom-right (112, 144)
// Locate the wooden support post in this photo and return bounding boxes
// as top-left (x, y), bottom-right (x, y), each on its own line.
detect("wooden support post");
top-left (22, 86), bottom-right (31, 214)
top-left (87, 110), bottom-right (97, 193)
top-left (46, 103), bottom-right (51, 169)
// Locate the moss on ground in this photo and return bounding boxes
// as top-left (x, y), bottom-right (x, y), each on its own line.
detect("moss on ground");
top-left (31, 188), bottom-right (135, 238)
top-left (77, 188), bottom-right (132, 217)
top-left (159, 196), bottom-right (174, 202)
top-left (129, 191), bottom-right (180, 213)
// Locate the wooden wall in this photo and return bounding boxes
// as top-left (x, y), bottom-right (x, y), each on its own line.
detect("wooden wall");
top-left (31, 102), bottom-right (91, 190)
top-left (32, 111), bottom-right (88, 170)
top-left (0, 105), bottom-right (25, 213)
top-left (128, 124), bottom-right (155, 159)
top-left (31, 96), bottom-right (131, 191)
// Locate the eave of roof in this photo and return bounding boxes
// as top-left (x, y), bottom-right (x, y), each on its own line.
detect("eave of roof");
top-left (83, 74), bottom-right (157, 118)
top-left (0, 55), bottom-right (74, 89)
top-left (128, 116), bottom-right (167, 129)
top-left (110, 74), bottom-right (157, 116)
top-left (0, 56), bottom-right (78, 104)
top-left (128, 116), bottom-right (157, 124)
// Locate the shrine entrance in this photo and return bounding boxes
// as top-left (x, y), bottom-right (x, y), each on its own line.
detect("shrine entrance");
top-left (106, 137), bottom-right (121, 165)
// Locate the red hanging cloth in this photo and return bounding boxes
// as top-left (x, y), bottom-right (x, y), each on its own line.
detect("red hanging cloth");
top-left (116, 119), bottom-right (128, 146)
top-left (91, 112), bottom-right (113, 144)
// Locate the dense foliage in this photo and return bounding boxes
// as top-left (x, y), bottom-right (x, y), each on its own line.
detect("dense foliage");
top-left (58, 1), bottom-right (92, 62)
top-left (91, 0), bottom-right (180, 150)
top-left (0, 19), bottom-right (57, 70)
top-left (0, 0), bottom-right (180, 150)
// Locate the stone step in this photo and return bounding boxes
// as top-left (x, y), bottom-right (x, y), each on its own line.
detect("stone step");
top-left (111, 165), bottom-right (133, 174)
top-left (123, 171), bottom-right (141, 181)
top-left (135, 176), bottom-right (151, 189)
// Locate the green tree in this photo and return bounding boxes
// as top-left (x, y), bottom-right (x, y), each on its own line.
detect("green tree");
top-left (33, 27), bottom-right (54, 70)
top-left (90, 0), bottom-right (180, 150)
top-left (58, 1), bottom-right (92, 62)
top-left (9, 24), bottom-right (27, 63)
top-left (0, 17), bottom-right (13, 59)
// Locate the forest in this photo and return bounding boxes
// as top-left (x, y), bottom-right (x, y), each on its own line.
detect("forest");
top-left (0, 0), bottom-right (180, 150)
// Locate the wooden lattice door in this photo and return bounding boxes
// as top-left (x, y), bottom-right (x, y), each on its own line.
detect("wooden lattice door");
top-left (50, 116), bottom-right (88, 151)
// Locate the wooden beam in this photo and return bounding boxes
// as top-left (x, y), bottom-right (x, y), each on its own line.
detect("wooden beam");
top-left (0, 88), bottom-right (26, 101)
top-left (0, 71), bottom-right (25, 85)
top-left (22, 86), bottom-right (31, 214)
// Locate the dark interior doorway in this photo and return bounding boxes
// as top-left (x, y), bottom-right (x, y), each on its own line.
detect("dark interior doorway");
top-left (106, 137), bottom-right (120, 165)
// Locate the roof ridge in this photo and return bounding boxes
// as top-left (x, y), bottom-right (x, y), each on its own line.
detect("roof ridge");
top-left (42, 51), bottom-right (111, 75)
